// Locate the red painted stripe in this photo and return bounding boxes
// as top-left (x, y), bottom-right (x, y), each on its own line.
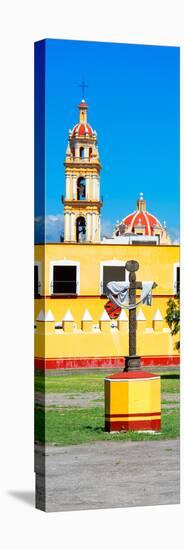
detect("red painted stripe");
top-left (34, 355), bottom-right (180, 370)
top-left (105, 419), bottom-right (161, 432)
top-left (105, 412), bottom-right (161, 418)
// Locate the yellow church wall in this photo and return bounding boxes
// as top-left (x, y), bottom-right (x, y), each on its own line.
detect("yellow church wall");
top-left (35, 242), bottom-right (179, 297)
top-left (34, 242), bottom-right (179, 365)
top-left (34, 325), bottom-right (178, 359)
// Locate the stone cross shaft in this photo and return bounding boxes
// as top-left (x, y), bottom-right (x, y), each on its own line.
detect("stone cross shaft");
top-left (123, 260), bottom-right (157, 371)
top-left (127, 262), bottom-right (142, 357)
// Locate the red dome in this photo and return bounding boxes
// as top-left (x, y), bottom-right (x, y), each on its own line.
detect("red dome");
top-left (123, 209), bottom-right (162, 236)
top-left (71, 123), bottom-right (93, 138)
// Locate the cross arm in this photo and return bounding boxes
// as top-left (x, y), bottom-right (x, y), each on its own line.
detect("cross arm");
top-left (134, 281), bottom-right (158, 290)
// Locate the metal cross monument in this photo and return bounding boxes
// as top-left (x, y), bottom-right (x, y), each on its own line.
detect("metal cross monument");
top-left (124, 260), bottom-right (157, 371)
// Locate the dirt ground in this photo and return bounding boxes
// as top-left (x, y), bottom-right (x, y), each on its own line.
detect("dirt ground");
top-left (35, 438), bottom-right (180, 512)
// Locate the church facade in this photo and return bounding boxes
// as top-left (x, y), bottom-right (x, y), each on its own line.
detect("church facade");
top-left (34, 100), bottom-right (180, 370)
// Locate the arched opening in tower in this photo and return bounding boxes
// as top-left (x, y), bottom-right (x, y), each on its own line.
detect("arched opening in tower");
top-left (79, 146), bottom-right (85, 159)
top-left (76, 216), bottom-right (86, 242)
top-left (77, 177), bottom-right (86, 200)
top-left (89, 147), bottom-right (92, 159)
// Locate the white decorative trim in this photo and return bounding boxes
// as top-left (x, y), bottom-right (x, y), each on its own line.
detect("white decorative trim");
top-left (86, 212), bottom-right (91, 241)
top-left (82, 309), bottom-right (93, 321)
top-left (65, 173), bottom-right (70, 199)
top-left (86, 174), bottom-right (90, 200)
top-left (62, 309), bottom-right (74, 322)
top-left (71, 212), bottom-right (75, 241)
top-left (36, 310), bottom-right (44, 321)
top-left (129, 211), bottom-right (139, 231)
top-left (153, 309), bottom-right (163, 321)
top-left (118, 309), bottom-right (128, 321)
top-left (36, 309), bottom-right (55, 322)
top-left (105, 376), bottom-right (160, 382)
top-left (99, 259), bottom-right (128, 295)
top-left (49, 259), bottom-right (80, 295)
top-left (136, 309), bottom-right (146, 321)
top-left (64, 211), bottom-right (70, 241)
top-left (143, 211), bottom-right (151, 236)
top-left (92, 174), bottom-right (97, 200)
top-left (100, 309), bottom-right (110, 321)
top-left (146, 210), bottom-right (162, 229)
top-left (72, 174), bottom-right (77, 199)
top-left (45, 310), bottom-right (55, 321)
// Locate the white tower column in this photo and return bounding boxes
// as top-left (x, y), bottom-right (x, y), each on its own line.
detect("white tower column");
top-left (75, 143), bottom-right (79, 158)
top-left (97, 175), bottom-right (100, 200)
top-left (92, 212), bottom-right (96, 241)
top-left (85, 144), bottom-right (89, 160)
top-left (71, 212), bottom-right (76, 241)
top-left (64, 211), bottom-right (70, 241)
top-left (65, 173), bottom-right (70, 199)
top-left (92, 175), bottom-right (96, 200)
top-left (86, 212), bottom-right (91, 241)
top-left (86, 175), bottom-right (90, 200)
top-left (72, 174), bottom-right (77, 199)
top-left (98, 215), bottom-right (101, 240)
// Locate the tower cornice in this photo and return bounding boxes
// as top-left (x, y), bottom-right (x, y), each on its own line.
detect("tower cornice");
top-left (62, 198), bottom-right (103, 208)
top-left (64, 160), bottom-right (102, 170)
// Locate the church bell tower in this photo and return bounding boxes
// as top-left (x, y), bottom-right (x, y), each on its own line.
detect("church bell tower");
top-left (63, 99), bottom-right (103, 242)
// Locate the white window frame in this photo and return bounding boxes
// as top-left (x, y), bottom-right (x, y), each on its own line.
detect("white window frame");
top-left (34, 261), bottom-right (42, 295)
top-left (99, 259), bottom-right (128, 295)
top-left (173, 262), bottom-right (180, 294)
top-left (49, 259), bottom-right (80, 295)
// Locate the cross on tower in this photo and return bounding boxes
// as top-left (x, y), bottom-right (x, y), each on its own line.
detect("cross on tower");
top-left (78, 79), bottom-right (88, 99)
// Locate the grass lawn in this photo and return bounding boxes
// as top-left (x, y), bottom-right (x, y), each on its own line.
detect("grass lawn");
top-left (35, 371), bottom-right (180, 394)
top-left (35, 370), bottom-right (180, 446)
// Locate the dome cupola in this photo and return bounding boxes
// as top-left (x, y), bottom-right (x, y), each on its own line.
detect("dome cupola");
top-left (113, 193), bottom-right (170, 244)
top-left (70, 100), bottom-right (94, 139)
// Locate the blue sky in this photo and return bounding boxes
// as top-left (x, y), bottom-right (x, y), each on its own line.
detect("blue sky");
top-left (35, 39), bottom-right (180, 243)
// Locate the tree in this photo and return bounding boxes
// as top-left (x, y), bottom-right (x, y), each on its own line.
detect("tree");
top-left (165, 295), bottom-right (180, 350)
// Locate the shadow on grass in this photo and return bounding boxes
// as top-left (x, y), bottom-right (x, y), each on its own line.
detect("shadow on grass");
top-left (85, 425), bottom-right (104, 432)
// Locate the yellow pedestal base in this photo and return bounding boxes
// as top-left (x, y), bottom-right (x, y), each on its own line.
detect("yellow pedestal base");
top-left (104, 372), bottom-right (161, 432)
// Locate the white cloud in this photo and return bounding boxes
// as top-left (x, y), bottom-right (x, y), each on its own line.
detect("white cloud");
top-left (169, 227), bottom-right (180, 245)
top-left (35, 214), bottom-right (64, 242)
top-left (46, 214), bottom-right (64, 241)
top-left (101, 219), bottom-right (113, 238)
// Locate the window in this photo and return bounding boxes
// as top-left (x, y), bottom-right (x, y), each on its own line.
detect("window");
top-left (176, 266), bottom-right (180, 294)
top-left (132, 240), bottom-right (156, 246)
top-left (173, 263), bottom-right (180, 295)
top-left (79, 146), bottom-right (85, 159)
top-left (102, 265), bottom-right (126, 295)
top-left (155, 234), bottom-right (160, 244)
top-left (34, 265), bottom-right (39, 296)
top-left (52, 265), bottom-right (77, 294)
top-left (34, 264), bottom-right (41, 296)
top-left (89, 147), bottom-right (92, 159)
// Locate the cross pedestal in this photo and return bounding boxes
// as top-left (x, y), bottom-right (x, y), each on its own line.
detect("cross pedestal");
top-left (104, 261), bottom-right (160, 433)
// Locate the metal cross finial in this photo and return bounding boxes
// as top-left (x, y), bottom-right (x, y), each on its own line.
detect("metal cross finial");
top-left (78, 79), bottom-right (88, 99)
